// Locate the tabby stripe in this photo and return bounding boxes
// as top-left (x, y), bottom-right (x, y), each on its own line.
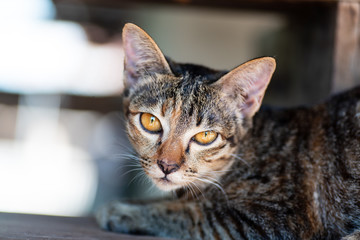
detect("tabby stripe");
top-left (161, 103), bottom-right (166, 117)
top-left (188, 104), bottom-right (194, 117)
top-left (210, 143), bottom-right (228, 154)
top-left (251, 202), bottom-right (287, 238)
top-left (335, 106), bottom-right (355, 180)
top-left (327, 107), bottom-right (352, 180)
top-left (128, 111), bottom-right (138, 116)
top-left (196, 115), bottom-right (203, 127)
top-left (192, 205), bottom-right (206, 239)
top-left (230, 209), bottom-right (269, 239)
top-left (213, 209), bottom-right (236, 240)
top-left (205, 210), bottom-right (222, 240)
top-left (186, 209), bottom-right (196, 227)
top-left (226, 136), bottom-right (237, 148)
top-left (217, 156), bottom-right (232, 162)
top-left (226, 208), bottom-right (248, 240)
top-left (203, 155), bottom-right (231, 163)
top-left (128, 121), bottom-right (142, 139)
top-left (197, 221), bottom-right (206, 239)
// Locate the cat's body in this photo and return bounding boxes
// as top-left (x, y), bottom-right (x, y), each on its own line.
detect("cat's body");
top-left (219, 89), bottom-right (360, 239)
top-left (96, 23), bottom-right (360, 240)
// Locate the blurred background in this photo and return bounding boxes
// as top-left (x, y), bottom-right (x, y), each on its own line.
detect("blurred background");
top-left (0, 0), bottom-right (359, 217)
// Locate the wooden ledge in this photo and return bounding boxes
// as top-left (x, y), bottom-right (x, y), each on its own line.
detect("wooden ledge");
top-left (0, 212), bottom-right (171, 240)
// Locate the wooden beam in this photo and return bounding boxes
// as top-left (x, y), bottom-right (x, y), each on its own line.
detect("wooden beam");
top-left (332, 1), bottom-right (360, 93)
top-left (0, 212), bottom-right (167, 240)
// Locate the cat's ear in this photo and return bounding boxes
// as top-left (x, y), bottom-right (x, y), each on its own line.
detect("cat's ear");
top-left (214, 57), bottom-right (276, 119)
top-left (122, 23), bottom-right (173, 89)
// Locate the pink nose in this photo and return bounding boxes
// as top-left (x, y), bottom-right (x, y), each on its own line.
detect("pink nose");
top-left (157, 160), bottom-right (180, 175)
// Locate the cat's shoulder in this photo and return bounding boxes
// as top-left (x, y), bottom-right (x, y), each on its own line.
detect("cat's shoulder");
top-left (326, 86), bottom-right (360, 104)
top-left (259, 86), bottom-right (360, 113)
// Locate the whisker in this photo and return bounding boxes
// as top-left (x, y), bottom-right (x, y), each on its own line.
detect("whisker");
top-left (128, 171), bottom-right (146, 186)
top-left (139, 172), bottom-right (151, 187)
top-left (192, 176), bottom-right (229, 204)
top-left (186, 177), bottom-right (207, 200)
top-left (111, 156), bottom-right (140, 163)
top-left (190, 182), bottom-right (204, 201)
top-left (114, 161), bottom-right (140, 174)
top-left (185, 183), bottom-right (197, 200)
top-left (112, 153), bottom-right (138, 158)
top-left (121, 167), bottom-right (143, 178)
top-left (146, 181), bottom-right (160, 195)
top-left (230, 154), bottom-right (250, 167)
top-left (189, 185), bottom-right (197, 200)
top-left (120, 163), bottom-right (142, 168)
top-left (112, 138), bottom-right (134, 152)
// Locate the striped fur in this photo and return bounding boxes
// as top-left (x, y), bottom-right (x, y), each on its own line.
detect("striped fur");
top-left (96, 23), bottom-right (360, 240)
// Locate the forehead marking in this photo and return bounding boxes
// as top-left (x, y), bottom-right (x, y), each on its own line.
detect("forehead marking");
top-left (196, 113), bottom-right (203, 127)
top-left (171, 100), bottom-right (185, 134)
top-left (161, 99), bottom-right (172, 117)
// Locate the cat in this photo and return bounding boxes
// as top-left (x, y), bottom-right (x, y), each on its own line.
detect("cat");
top-left (96, 23), bottom-right (360, 240)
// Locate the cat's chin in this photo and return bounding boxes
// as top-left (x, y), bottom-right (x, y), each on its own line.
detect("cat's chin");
top-left (153, 178), bottom-right (182, 191)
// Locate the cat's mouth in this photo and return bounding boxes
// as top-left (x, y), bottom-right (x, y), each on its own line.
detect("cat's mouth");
top-left (160, 176), bottom-right (171, 182)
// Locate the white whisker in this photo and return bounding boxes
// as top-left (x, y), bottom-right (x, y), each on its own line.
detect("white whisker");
top-left (190, 181), bottom-right (205, 200)
top-left (230, 154), bottom-right (250, 167)
top-left (121, 167), bottom-right (143, 178)
top-left (112, 153), bottom-right (139, 159)
top-left (186, 182), bottom-right (199, 201)
top-left (128, 171), bottom-right (146, 186)
top-left (113, 140), bottom-right (135, 153)
top-left (191, 175), bottom-right (229, 204)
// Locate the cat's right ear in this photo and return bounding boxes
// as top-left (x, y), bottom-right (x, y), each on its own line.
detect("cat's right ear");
top-left (122, 23), bottom-right (173, 89)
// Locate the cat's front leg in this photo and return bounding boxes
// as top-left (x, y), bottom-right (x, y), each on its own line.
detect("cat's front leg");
top-left (96, 201), bottom-right (154, 236)
top-left (96, 200), bottom-right (208, 239)
top-left (97, 199), bottom-right (304, 240)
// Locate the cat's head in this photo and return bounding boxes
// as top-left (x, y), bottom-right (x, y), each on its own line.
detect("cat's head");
top-left (122, 23), bottom-right (275, 191)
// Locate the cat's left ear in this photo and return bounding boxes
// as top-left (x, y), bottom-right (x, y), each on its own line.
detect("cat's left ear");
top-left (122, 23), bottom-right (173, 89)
top-left (214, 57), bottom-right (276, 119)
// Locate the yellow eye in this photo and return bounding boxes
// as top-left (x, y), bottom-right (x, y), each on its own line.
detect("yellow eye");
top-left (140, 113), bottom-right (162, 133)
top-left (194, 131), bottom-right (218, 145)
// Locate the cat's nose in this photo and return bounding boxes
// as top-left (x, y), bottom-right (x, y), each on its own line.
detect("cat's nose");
top-left (157, 160), bottom-right (180, 175)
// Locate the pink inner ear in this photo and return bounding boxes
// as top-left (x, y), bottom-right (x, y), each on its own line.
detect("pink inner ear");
top-left (122, 24), bottom-right (172, 89)
top-left (240, 62), bottom-right (274, 118)
top-left (241, 92), bottom-right (265, 117)
top-left (245, 71), bottom-right (269, 101)
top-left (124, 39), bottom-right (141, 82)
top-left (122, 25), bottom-right (154, 86)
top-left (124, 31), bottom-right (144, 72)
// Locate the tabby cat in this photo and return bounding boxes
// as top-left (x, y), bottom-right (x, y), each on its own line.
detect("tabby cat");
top-left (96, 23), bottom-right (360, 240)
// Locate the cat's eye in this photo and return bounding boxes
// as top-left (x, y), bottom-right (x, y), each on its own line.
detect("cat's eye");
top-left (140, 113), bottom-right (162, 133)
top-left (193, 131), bottom-right (218, 145)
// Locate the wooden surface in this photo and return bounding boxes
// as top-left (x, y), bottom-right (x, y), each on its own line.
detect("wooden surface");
top-left (0, 212), bottom-right (171, 240)
top-left (332, 1), bottom-right (360, 93)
